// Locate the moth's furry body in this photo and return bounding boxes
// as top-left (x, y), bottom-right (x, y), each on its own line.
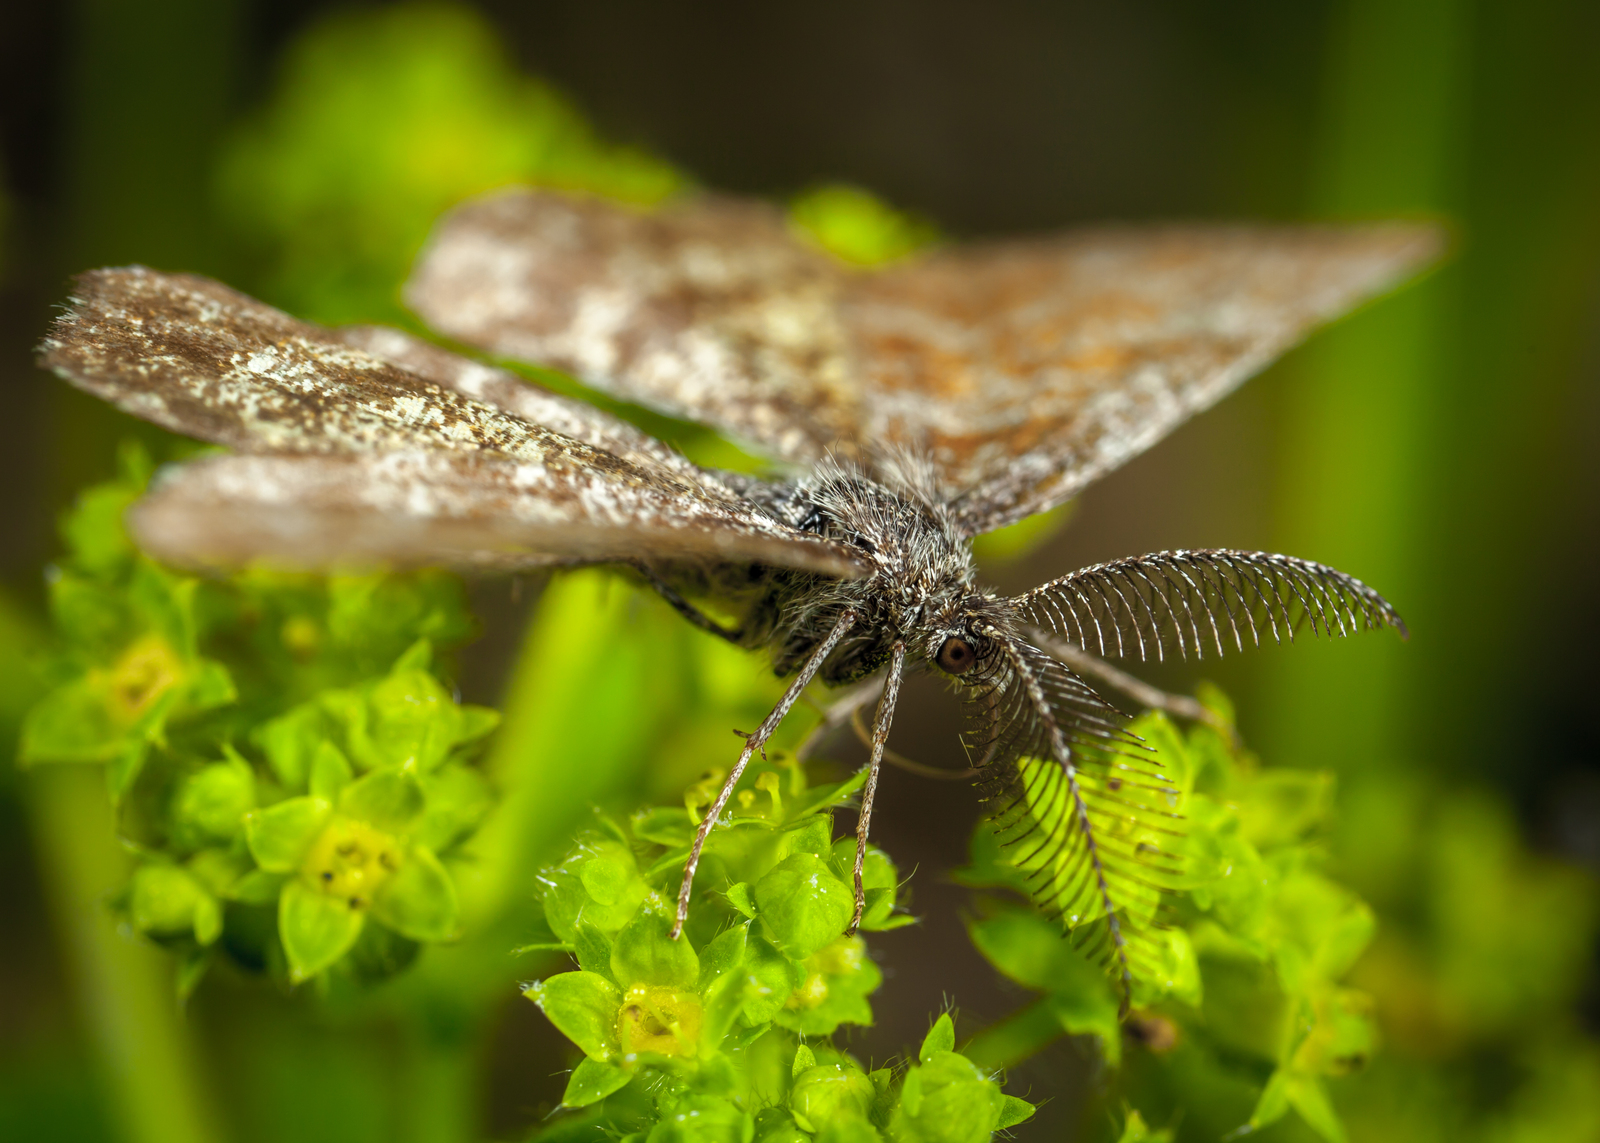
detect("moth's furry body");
top-left (720, 455), bottom-right (1005, 686)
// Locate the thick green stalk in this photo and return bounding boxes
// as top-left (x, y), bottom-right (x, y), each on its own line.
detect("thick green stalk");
top-left (1258, 0), bottom-right (1470, 777)
top-left (26, 764), bottom-right (224, 1143)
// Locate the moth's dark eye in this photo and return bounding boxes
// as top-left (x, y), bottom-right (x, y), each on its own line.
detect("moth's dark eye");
top-left (937, 636), bottom-right (977, 675)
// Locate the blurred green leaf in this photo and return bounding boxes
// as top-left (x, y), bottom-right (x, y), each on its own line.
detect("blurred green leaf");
top-left (215, 0), bottom-right (683, 323)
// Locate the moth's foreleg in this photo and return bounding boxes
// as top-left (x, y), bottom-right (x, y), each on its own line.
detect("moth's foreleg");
top-left (848, 641), bottom-right (905, 936)
top-left (672, 608), bottom-right (860, 939)
top-left (1028, 627), bottom-right (1230, 737)
top-left (633, 562), bottom-right (745, 643)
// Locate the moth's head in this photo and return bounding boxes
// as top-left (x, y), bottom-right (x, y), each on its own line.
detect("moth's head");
top-left (920, 591), bottom-right (1018, 683)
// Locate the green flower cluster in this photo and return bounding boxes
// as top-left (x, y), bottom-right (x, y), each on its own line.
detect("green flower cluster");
top-left (523, 760), bottom-right (1034, 1143)
top-left (962, 688), bottom-right (1376, 1143)
top-left (19, 447), bottom-right (496, 991)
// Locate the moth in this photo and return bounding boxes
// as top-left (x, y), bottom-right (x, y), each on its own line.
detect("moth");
top-left (40, 188), bottom-right (1436, 1004)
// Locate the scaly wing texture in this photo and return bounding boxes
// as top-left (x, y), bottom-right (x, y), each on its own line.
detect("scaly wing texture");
top-left (39, 267), bottom-right (865, 577)
top-left (129, 450), bottom-right (862, 574)
top-left (405, 190), bottom-right (860, 465)
top-left (407, 189), bottom-right (1441, 532)
top-left (846, 225), bottom-right (1442, 532)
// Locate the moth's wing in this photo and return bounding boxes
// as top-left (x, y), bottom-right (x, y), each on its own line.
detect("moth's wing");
top-left (845, 224), bottom-right (1443, 532)
top-left (405, 189), bottom-right (858, 466)
top-left (332, 324), bottom-right (725, 488)
top-left (40, 266), bottom-right (570, 462)
top-left (40, 267), bottom-right (866, 578)
top-left (407, 191), bottom-right (1439, 532)
top-left (130, 450), bottom-right (866, 577)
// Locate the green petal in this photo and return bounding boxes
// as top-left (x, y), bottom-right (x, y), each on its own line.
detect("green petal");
top-left (526, 971), bottom-right (622, 1061)
top-left (279, 877), bottom-right (364, 982)
top-left (562, 1057), bottom-right (631, 1109)
top-left (753, 852), bottom-right (852, 960)
top-left (19, 678), bottom-right (120, 765)
top-left (366, 666), bottom-right (459, 771)
top-left (254, 702), bottom-right (332, 791)
top-left (995, 1096), bottom-right (1036, 1130)
top-left (888, 1053), bottom-right (1004, 1143)
top-left (245, 796), bottom-right (331, 873)
top-left (573, 922), bottom-right (615, 981)
top-left (725, 882), bottom-right (757, 919)
top-left (739, 936), bottom-right (801, 1026)
top-left (339, 766), bottom-right (424, 833)
top-left (128, 863), bottom-right (210, 939)
top-left (415, 764), bottom-right (493, 852)
top-left (456, 704), bottom-right (500, 744)
top-left (919, 1014), bottom-right (955, 1064)
top-left (610, 905), bottom-right (699, 990)
top-left (369, 845), bottom-right (458, 941)
top-left (309, 741), bottom-right (354, 801)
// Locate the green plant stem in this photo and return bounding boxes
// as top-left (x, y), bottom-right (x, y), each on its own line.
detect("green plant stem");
top-left (26, 764), bottom-right (224, 1143)
top-left (403, 1024), bottom-right (477, 1143)
top-left (1259, 0), bottom-right (1469, 778)
top-left (960, 999), bottom-right (1066, 1072)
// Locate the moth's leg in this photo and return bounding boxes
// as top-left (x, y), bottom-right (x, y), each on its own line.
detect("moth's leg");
top-left (673, 608), bottom-right (859, 939)
top-left (796, 676), bottom-right (885, 760)
top-left (633, 562), bottom-right (744, 643)
top-left (849, 641), bottom-right (906, 935)
top-left (1029, 627), bottom-right (1230, 735)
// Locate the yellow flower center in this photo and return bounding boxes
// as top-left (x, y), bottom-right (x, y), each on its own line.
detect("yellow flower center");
top-left (616, 985), bottom-right (701, 1057)
top-left (103, 635), bottom-right (182, 726)
top-left (302, 817), bottom-right (401, 911)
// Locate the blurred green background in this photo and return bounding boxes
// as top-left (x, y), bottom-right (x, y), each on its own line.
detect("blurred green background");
top-left (1, 1), bottom-right (1597, 1141)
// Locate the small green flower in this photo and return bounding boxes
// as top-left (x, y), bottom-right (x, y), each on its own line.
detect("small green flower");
top-left (888, 1017), bottom-right (1034, 1143)
top-left (244, 748), bottom-right (462, 982)
top-left (21, 563), bottom-right (236, 798)
top-left (525, 773), bottom-right (1033, 1143)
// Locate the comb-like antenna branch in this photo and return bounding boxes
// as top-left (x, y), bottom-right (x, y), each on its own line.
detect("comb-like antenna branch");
top-left (1016, 550), bottom-right (1406, 664)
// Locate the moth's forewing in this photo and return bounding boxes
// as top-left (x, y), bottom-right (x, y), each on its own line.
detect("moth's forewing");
top-left (851, 225), bottom-right (1444, 532)
top-left (40, 267), bottom-right (866, 579)
top-left (406, 190), bottom-right (860, 467)
top-left (410, 190), bottom-right (1441, 534)
top-left (42, 267), bottom-right (562, 460)
top-left (333, 324), bottom-right (715, 484)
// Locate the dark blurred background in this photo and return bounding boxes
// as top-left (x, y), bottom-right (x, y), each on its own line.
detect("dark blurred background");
top-left (2, 2), bottom-right (1598, 1141)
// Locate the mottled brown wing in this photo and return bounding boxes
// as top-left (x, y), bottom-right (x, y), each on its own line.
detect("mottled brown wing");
top-left (39, 267), bottom-right (866, 578)
top-left (408, 190), bottom-right (1439, 532)
top-left (849, 224), bottom-right (1442, 531)
top-left (129, 450), bottom-right (864, 575)
top-left (405, 190), bottom-right (859, 466)
top-left (332, 324), bottom-right (718, 486)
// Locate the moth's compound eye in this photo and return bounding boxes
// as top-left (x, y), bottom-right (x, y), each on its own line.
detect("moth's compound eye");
top-left (937, 636), bottom-right (977, 674)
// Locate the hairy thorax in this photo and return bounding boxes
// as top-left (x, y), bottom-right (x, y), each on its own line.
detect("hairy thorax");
top-left (737, 458), bottom-right (1005, 684)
